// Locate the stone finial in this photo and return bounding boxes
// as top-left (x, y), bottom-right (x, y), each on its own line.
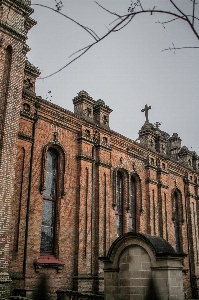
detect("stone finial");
top-left (73, 91), bottom-right (95, 119)
top-left (93, 99), bottom-right (112, 127)
top-left (23, 60), bottom-right (40, 94)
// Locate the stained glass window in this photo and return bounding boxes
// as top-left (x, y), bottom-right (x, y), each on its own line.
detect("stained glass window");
top-left (40, 148), bottom-right (58, 254)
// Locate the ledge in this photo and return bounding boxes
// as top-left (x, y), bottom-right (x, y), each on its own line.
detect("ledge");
top-left (34, 255), bottom-right (64, 273)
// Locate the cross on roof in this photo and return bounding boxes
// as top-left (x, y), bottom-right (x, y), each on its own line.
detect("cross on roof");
top-left (141, 104), bottom-right (151, 124)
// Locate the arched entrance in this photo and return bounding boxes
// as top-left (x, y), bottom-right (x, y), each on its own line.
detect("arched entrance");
top-left (101, 233), bottom-right (185, 300)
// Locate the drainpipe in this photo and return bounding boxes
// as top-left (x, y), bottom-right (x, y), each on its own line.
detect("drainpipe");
top-left (184, 175), bottom-right (194, 298)
top-left (91, 132), bottom-right (98, 292)
top-left (23, 102), bottom-right (39, 275)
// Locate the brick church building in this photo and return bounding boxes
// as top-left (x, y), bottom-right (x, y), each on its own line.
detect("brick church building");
top-left (1, 1), bottom-right (199, 299)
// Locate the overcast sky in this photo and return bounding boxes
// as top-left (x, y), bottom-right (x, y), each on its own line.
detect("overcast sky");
top-left (28, 0), bottom-right (199, 153)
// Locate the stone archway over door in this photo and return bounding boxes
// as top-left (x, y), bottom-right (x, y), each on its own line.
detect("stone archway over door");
top-left (100, 233), bottom-right (186, 300)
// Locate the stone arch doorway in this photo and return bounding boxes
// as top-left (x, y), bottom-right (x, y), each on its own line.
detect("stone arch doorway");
top-left (101, 233), bottom-right (185, 300)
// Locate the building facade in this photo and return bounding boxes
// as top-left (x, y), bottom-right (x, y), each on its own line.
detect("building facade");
top-left (1, 1), bottom-right (199, 299)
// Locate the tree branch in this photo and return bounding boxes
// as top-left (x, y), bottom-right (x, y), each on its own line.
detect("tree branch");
top-left (38, 13), bottom-right (131, 79)
top-left (162, 45), bottom-right (199, 52)
top-left (31, 4), bottom-right (99, 41)
top-left (32, 2), bottom-right (199, 79)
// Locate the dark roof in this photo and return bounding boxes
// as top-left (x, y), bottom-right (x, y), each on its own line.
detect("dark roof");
top-left (104, 232), bottom-right (186, 260)
top-left (142, 233), bottom-right (176, 255)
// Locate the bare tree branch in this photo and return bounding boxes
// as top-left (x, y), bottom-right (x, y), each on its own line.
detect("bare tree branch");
top-left (31, 4), bottom-right (99, 41)
top-left (31, 1), bottom-right (199, 79)
top-left (95, 1), bottom-right (122, 19)
top-left (192, 0), bottom-right (196, 25)
top-left (112, 15), bottom-right (135, 32)
top-left (162, 45), bottom-right (199, 52)
top-left (37, 13), bottom-right (131, 79)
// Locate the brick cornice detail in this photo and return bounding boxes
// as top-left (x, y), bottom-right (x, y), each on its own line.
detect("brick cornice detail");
top-left (157, 168), bottom-right (169, 175)
top-left (1, 0), bottom-right (33, 15)
top-left (157, 181), bottom-right (169, 189)
top-left (96, 143), bottom-right (112, 151)
top-left (0, 20), bottom-right (26, 42)
top-left (76, 154), bottom-right (94, 163)
top-left (18, 131), bottom-right (33, 142)
top-left (145, 165), bottom-right (157, 171)
top-left (77, 136), bottom-right (95, 144)
top-left (96, 160), bottom-right (112, 169)
top-left (20, 110), bottom-right (34, 120)
top-left (145, 178), bottom-right (158, 185)
top-left (145, 178), bottom-right (169, 189)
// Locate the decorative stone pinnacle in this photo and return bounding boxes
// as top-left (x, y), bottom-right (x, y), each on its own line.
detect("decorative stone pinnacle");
top-left (154, 122), bottom-right (161, 129)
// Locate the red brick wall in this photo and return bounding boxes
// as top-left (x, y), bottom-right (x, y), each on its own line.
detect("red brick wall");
top-left (0, 1), bottom-right (35, 298)
top-left (7, 92), bottom-right (199, 299)
top-left (0, 2), bottom-right (198, 299)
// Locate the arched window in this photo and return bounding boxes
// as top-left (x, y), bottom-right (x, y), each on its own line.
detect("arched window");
top-left (129, 177), bottom-right (136, 232)
top-left (116, 172), bottom-right (123, 236)
top-left (173, 191), bottom-right (181, 253)
top-left (40, 148), bottom-right (58, 254)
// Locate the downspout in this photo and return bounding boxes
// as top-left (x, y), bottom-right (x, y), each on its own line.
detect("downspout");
top-left (91, 132), bottom-right (98, 292)
top-left (23, 102), bottom-right (39, 275)
top-left (91, 144), bottom-right (95, 276)
top-left (184, 175), bottom-right (194, 298)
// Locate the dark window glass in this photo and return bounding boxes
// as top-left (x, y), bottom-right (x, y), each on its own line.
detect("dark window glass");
top-left (174, 192), bottom-right (180, 253)
top-left (43, 149), bottom-right (58, 199)
top-left (116, 172), bottom-right (123, 236)
top-left (129, 177), bottom-right (136, 232)
top-left (40, 148), bottom-right (58, 254)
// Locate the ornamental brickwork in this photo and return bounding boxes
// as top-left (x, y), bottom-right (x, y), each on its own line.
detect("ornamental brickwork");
top-left (7, 86), bottom-right (199, 299)
top-left (1, 2), bottom-right (199, 300)
top-left (0, 1), bottom-right (35, 298)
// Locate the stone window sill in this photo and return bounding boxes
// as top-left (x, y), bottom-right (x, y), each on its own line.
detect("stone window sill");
top-left (34, 255), bottom-right (64, 273)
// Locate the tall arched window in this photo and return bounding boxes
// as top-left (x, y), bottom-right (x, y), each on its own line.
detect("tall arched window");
top-left (116, 172), bottom-right (123, 236)
top-left (129, 177), bottom-right (136, 232)
top-left (40, 148), bottom-right (58, 254)
top-left (173, 191), bottom-right (181, 253)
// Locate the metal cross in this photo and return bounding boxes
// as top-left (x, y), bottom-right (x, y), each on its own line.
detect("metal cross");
top-left (141, 104), bottom-right (151, 123)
